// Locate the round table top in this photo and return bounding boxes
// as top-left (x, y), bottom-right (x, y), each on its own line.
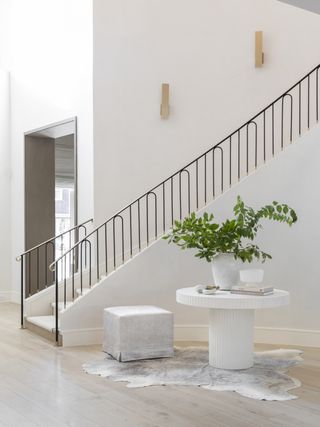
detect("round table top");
top-left (176, 287), bottom-right (290, 310)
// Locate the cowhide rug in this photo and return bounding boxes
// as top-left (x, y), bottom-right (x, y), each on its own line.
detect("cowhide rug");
top-left (83, 347), bottom-right (303, 401)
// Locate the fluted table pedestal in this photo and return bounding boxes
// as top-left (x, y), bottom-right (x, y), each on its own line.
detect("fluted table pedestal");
top-left (209, 308), bottom-right (254, 369)
top-left (176, 287), bottom-right (290, 370)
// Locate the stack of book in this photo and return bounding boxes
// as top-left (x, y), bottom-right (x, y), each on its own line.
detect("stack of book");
top-left (231, 285), bottom-right (274, 296)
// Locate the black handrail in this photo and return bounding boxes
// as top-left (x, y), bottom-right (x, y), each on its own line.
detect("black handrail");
top-left (16, 219), bottom-right (93, 260)
top-left (49, 63), bottom-right (320, 343)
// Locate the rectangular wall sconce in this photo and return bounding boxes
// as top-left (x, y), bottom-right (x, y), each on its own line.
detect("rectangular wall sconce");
top-left (255, 31), bottom-right (264, 68)
top-left (161, 83), bottom-right (170, 119)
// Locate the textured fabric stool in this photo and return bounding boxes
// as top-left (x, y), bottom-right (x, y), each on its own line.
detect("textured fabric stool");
top-left (103, 306), bottom-right (174, 362)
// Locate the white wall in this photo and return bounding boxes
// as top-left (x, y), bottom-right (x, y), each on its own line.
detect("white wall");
top-left (0, 0), bottom-right (93, 300)
top-left (93, 0), bottom-right (320, 226)
top-left (0, 70), bottom-right (11, 301)
top-left (62, 125), bottom-right (320, 347)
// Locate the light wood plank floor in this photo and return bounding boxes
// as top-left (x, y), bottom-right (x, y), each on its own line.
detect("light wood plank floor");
top-left (0, 303), bottom-right (319, 427)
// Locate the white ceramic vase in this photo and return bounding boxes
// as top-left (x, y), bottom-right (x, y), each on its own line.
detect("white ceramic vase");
top-left (211, 253), bottom-right (241, 290)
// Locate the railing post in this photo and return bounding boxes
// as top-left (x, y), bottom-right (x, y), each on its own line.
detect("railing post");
top-left (55, 262), bottom-right (59, 345)
top-left (20, 255), bottom-right (24, 328)
top-left (96, 230), bottom-right (100, 281)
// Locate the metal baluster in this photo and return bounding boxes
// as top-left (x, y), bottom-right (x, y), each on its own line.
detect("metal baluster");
top-left (204, 154), bottom-right (207, 203)
top-left (112, 218), bottom-right (116, 269)
top-left (86, 240), bottom-right (92, 287)
top-left (45, 243), bottom-right (48, 288)
top-left (162, 182), bottom-right (166, 233)
top-left (20, 255), bottom-right (24, 327)
top-left (96, 230), bottom-right (99, 281)
top-left (289, 94), bottom-right (293, 142)
top-left (186, 170), bottom-right (191, 214)
top-left (80, 241), bottom-right (83, 294)
top-left (307, 74), bottom-right (310, 129)
top-left (121, 218), bottom-right (125, 263)
top-left (246, 125), bottom-right (249, 174)
top-left (237, 131), bottom-right (240, 180)
top-left (74, 235), bottom-right (79, 276)
top-left (229, 137), bottom-right (232, 187)
top-left (246, 121), bottom-right (257, 170)
top-left (196, 159), bottom-right (199, 209)
top-left (72, 249), bottom-right (75, 300)
top-left (212, 149), bottom-right (215, 197)
top-left (28, 251), bottom-right (31, 296)
top-left (317, 68), bottom-right (319, 122)
top-left (129, 205), bottom-right (133, 256)
top-left (281, 97), bottom-right (285, 149)
top-left (146, 195), bottom-right (149, 244)
top-left (69, 232), bottom-right (72, 280)
top-left (281, 94), bottom-right (293, 148)
top-left (64, 256), bottom-right (67, 308)
top-left (272, 104), bottom-right (275, 156)
top-left (51, 241), bottom-right (56, 285)
top-left (104, 223), bottom-right (108, 274)
top-left (254, 122), bottom-right (258, 168)
top-left (288, 94), bottom-right (293, 142)
top-left (179, 170), bottom-right (190, 219)
top-left (138, 199), bottom-right (141, 250)
top-left (83, 231), bottom-right (87, 269)
top-left (112, 215), bottom-right (125, 268)
top-left (147, 192), bottom-right (157, 241)
top-left (220, 148), bottom-right (224, 193)
top-left (299, 82), bottom-right (301, 136)
top-left (215, 147), bottom-right (224, 193)
top-left (263, 110), bottom-right (266, 162)
top-left (179, 173), bottom-right (182, 220)
top-left (55, 262), bottom-right (59, 344)
top-left (170, 177), bottom-right (174, 226)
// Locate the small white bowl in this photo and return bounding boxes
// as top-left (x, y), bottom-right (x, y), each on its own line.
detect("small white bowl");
top-left (239, 269), bottom-right (264, 284)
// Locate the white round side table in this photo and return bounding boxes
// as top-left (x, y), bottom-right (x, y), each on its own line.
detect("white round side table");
top-left (176, 287), bottom-right (289, 370)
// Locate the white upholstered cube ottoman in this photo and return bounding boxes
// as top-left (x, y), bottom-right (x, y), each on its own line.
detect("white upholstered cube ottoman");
top-left (103, 306), bottom-right (174, 362)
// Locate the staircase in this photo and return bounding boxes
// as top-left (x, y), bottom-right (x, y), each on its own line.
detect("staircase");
top-left (17, 219), bottom-right (93, 342)
top-left (18, 63), bottom-right (320, 345)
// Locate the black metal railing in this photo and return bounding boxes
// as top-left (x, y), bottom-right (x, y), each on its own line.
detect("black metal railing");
top-left (17, 218), bottom-right (93, 327)
top-left (49, 63), bottom-right (320, 343)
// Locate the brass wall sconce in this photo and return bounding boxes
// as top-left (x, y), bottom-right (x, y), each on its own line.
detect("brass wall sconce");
top-left (161, 83), bottom-right (170, 119)
top-left (255, 31), bottom-right (264, 68)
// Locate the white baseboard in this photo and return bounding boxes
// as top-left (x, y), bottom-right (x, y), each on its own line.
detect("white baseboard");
top-left (0, 290), bottom-right (20, 303)
top-left (254, 326), bottom-right (320, 348)
top-left (54, 324), bottom-right (320, 348)
top-left (61, 327), bottom-right (103, 347)
top-left (174, 325), bottom-right (209, 342)
top-left (10, 291), bottom-right (21, 304)
top-left (0, 291), bottom-right (12, 302)
top-left (174, 325), bottom-right (320, 348)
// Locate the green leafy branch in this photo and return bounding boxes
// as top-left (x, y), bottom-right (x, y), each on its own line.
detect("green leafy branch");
top-left (163, 196), bottom-right (297, 263)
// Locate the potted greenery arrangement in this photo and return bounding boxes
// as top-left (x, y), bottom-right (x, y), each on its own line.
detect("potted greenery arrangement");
top-left (164, 196), bottom-right (297, 290)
